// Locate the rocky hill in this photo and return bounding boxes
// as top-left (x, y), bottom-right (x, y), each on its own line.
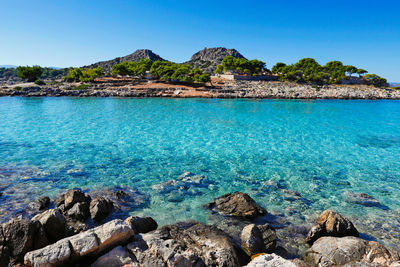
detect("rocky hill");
top-left (83, 49), bottom-right (165, 73)
top-left (185, 47), bottom-right (246, 73)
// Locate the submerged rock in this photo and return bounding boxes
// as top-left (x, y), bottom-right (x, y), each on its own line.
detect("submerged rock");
top-left (126, 221), bottom-right (249, 266)
top-left (343, 191), bottom-right (381, 207)
top-left (152, 171), bottom-right (213, 202)
top-left (304, 236), bottom-right (400, 266)
top-left (205, 191), bottom-right (266, 219)
top-left (305, 210), bottom-right (359, 245)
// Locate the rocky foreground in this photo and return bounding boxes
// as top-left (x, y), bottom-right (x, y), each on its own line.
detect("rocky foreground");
top-left (0, 189), bottom-right (399, 267)
top-left (1, 80), bottom-right (400, 99)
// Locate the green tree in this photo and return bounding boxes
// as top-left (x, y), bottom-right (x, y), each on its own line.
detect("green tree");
top-left (17, 66), bottom-right (43, 82)
top-left (215, 65), bottom-right (223, 74)
top-left (356, 69), bottom-right (367, 77)
top-left (364, 74), bottom-right (388, 88)
top-left (345, 65), bottom-right (358, 77)
top-left (271, 63), bottom-right (287, 74)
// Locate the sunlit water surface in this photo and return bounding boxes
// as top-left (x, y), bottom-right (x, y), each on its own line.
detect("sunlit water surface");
top-left (1, 97), bottom-right (400, 254)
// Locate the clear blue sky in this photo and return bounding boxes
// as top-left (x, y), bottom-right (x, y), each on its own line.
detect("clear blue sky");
top-left (1, 0), bottom-right (399, 81)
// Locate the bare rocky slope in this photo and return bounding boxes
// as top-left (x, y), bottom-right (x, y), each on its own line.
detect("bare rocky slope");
top-left (83, 49), bottom-right (164, 73)
top-left (185, 47), bottom-right (246, 73)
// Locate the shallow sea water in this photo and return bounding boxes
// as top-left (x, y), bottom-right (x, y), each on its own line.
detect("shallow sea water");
top-left (0, 97), bottom-right (399, 255)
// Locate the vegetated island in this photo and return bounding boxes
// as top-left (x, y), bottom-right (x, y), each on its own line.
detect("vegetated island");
top-left (1, 47), bottom-right (399, 99)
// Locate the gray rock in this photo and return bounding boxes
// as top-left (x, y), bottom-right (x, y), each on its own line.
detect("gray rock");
top-left (205, 191), bottom-right (266, 219)
top-left (24, 219), bottom-right (134, 266)
top-left (304, 236), bottom-right (400, 266)
top-left (124, 216), bottom-right (158, 234)
top-left (90, 197), bottom-right (113, 222)
top-left (244, 253), bottom-right (297, 267)
top-left (126, 221), bottom-right (248, 267)
top-left (32, 209), bottom-right (67, 243)
top-left (305, 210), bottom-right (359, 245)
top-left (28, 196), bottom-right (50, 211)
top-left (64, 189), bottom-right (91, 210)
top-left (66, 201), bottom-right (90, 221)
top-left (1, 218), bottom-right (49, 265)
top-left (258, 223), bottom-right (277, 253)
top-left (90, 246), bottom-right (137, 267)
top-left (241, 224), bottom-right (264, 256)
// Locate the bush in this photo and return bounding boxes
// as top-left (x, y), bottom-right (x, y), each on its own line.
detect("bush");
top-left (34, 79), bottom-right (46, 85)
top-left (392, 86), bottom-right (400, 90)
top-left (17, 66), bottom-right (43, 82)
top-left (14, 86), bottom-right (22, 91)
top-left (364, 74), bottom-right (388, 88)
top-left (65, 67), bottom-right (104, 82)
top-left (69, 84), bottom-right (91, 90)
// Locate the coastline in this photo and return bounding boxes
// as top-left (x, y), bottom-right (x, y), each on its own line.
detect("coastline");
top-left (1, 80), bottom-right (400, 99)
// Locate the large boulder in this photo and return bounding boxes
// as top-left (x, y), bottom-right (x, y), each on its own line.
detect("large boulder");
top-left (124, 216), bottom-right (158, 234)
top-left (64, 189), bottom-right (91, 210)
top-left (1, 218), bottom-right (49, 266)
top-left (126, 221), bottom-right (249, 267)
top-left (205, 191), bottom-right (266, 219)
top-left (24, 219), bottom-right (134, 266)
top-left (304, 236), bottom-right (400, 266)
top-left (32, 209), bottom-right (67, 243)
top-left (66, 202), bottom-right (90, 222)
top-left (90, 197), bottom-right (113, 222)
top-left (244, 253), bottom-right (297, 267)
top-left (241, 223), bottom-right (277, 256)
top-left (305, 210), bottom-right (359, 245)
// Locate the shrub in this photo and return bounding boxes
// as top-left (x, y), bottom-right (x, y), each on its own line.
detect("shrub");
top-left (69, 83), bottom-right (91, 90)
top-left (34, 79), bottom-right (46, 85)
top-left (14, 86), bottom-right (22, 91)
top-left (17, 66), bottom-right (43, 82)
top-left (65, 67), bottom-right (104, 82)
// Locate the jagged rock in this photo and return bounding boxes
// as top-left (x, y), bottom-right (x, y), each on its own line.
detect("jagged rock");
top-left (304, 236), bottom-right (400, 266)
top-left (27, 196), bottom-right (50, 211)
top-left (84, 49), bottom-right (164, 73)
top-left (186, 47), bottom-right (245, 73)
top-left (66, 202), bottom-right (90, 221)
top-left (32, 209), bottom-right (67, 243)
top-left (64, 189), bottom-right (91, 210)
top-left (90, 246), bottom-right (137, 267)
top-left (90, 197), bottom-right (113, 222)
top-left (126, 221), bottom-right (249, 267)
top-left (258, 223), bottom-right (277, 253)
top-left (241, 223), bottom-right (277, 256)
top-left (241, 224), bottom-right (264, 255)
top-left (244, 253), bottom-right (297, 267)
top-left (24, 219), bottom-right (134, 266)
top-left (305, 210), bottom-right (359, 245)
top-left (205, 191), bottom-right (266, 219)
top-left (343, 192), bottom-right (381, 207)
top-left (55, 193), bottom-right (65, 207)
top-left (1, 218), bottom-right (49, 265)
top-left (124, 216), bottom-right (157, 234)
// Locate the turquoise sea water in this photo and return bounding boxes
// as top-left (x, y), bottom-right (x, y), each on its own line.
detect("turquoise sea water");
top-left (1, 97), bottom-right (400, 253)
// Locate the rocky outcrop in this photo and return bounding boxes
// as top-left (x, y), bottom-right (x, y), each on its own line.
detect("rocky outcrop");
top-left (32, 209), bottom-right (67, 243)
top-left (90, 246), bottom-right (137, 267)
top-left (83, 49), bottom-right (165, 73)
top-left (304, 236), bottom-right (400, 266)
top-left (89, 197), bottom-right (113, 222)
top-left (64, 189), bottom-right (91, 210)
top-left (186, 47), bottom-right (245, 73)
top-left (241, 223), bottom-right (277, 256)
top-left (24, 219), bottom-right (134, 266)
top-left (244, 253), bottom-right (297, 267)
top-left (305, 210), bottom-right (359, 245)
top-left (205, 191), bottom-right (266, 219)
top-left (124, 216), bottom-right (158, 234)
top-left (126, 221), bottom-right (249, 266)
top-left (1, 218), bottom-right (49, 266)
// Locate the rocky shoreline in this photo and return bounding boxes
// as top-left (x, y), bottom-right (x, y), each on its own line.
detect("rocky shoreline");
top-left (0, 188), bottom-right (399, 267)
top-left (1, 80), bottom-right (400, 99)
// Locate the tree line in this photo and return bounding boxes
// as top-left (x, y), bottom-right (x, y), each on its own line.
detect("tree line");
top-left (215, 56), bottom-right (266, 76)
top-left (270, 58), bottom-right (387, 87)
